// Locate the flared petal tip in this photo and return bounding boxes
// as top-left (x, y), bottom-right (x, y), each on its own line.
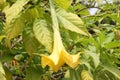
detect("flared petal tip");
top-left (64, 52), bottom-right (80, 68)
top-left (41, 54), bottom-right (63, 72)
top-left (41, 51), bottom-right (80, 72)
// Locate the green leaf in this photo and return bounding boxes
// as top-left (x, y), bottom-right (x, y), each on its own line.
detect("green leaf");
top-left (54, 0), bottom-right (71, 9)
top-left (23, 24), bottom-right (40, 54)
top-left (74, 4), bottom-right (89, 16)
top-left (85, 50), bottom-right (100, 68)
top-left (0, 0), bottom-right (7, 9)
top-left (4, 0), bottom-right (29, 24)
top-left (95, 70), bottom-right (115, 80)
top-left (4, 0), bottom-right (29, 47)
top-left (23, 7), bottom-right (44, 23)
top-left (33, 19), bottom-right (53, 52)
top-left (0, 21), bottom-right (4, 35)
top-left (0, 51), bottom-right (14, 62)
top-left (57, 9), bottom-right (89, 36)
top-left (102, 63), bottom-right (120, 79)
top-left (63, 69), bottom-right (81, 80)
top-left (109, 14), bottom-right (120, 24)
top-left (25, 65), bottom-right (44, 80)
top-left (3, 66), bottom-right (12, 80)
top-left (5, 16), bottom-right (25, 47)
top-left (98, 32), bottom-right (106, 44)
top-left (104, 41), bottom-right (120, 49)
top-left (104, 32), bottom-right (114, 44)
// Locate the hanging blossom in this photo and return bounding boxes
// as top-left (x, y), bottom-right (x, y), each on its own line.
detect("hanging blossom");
top-left (41, 27), bottom-right (80, 71)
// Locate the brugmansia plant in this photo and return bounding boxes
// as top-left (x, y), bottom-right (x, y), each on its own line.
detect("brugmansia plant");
top-left (0, 0), bottom-right (120, 80)
top-left (40, 0), bottom-right (88, 72)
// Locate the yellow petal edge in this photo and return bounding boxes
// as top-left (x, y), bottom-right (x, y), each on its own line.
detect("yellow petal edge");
top-left (41, 27), bottom-right (80, 72)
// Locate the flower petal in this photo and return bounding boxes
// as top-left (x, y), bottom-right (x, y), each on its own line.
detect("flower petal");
top-left (63, 50), bottom-right (80, 68)
top-left (41, 26), bottom-right (80, 71)
top-left (41, 51), bottom-right (65, 71)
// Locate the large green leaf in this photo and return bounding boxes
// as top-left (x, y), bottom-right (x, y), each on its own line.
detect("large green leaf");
top-left (4, 0), bottom-right (29, 47)
top-left (33, 19), bottom-right (53, 52)
top-left (57, 9), bottom-right (89, 36)
top-left (54, 0), bottom-right (71, 9)
top-left (102, 63), bottom-right (120, 79)
top-left (23, 24), bottom-right (40, 54)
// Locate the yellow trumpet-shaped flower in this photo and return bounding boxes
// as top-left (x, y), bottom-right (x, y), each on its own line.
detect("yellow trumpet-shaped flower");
top-left (41, 27), bottom-right (80, 71)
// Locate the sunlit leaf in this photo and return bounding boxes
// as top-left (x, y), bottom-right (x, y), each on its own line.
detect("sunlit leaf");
top-left (33, 19), bottom-right (53, 52)
top-left (4, 0), bottom-right (29, 24)
top-left (0, 35), bottom-right (5, 42)
top-left (85, 50), bottom-right (100, 68)
top-left (74, 4), bottom-right (89, 16)
top-left (54, 0), bottom-right (71, 9)
top-left (0, 62), bottom-right (6, 80)
top-left (0, 62), bottom-right (5, 75)
top-left (109, 14), bottom-right (120, 24)
top-left (0, 72), bottom-right (6, 80)
top-left (98, 32), bottom-right (106, 44)
top-left (57, 9), bottom-right (89, 36)
top-left (81, 70), bottom-right (93, 80)
top-left (4, 0), bottom-right (29, 47)
top-left (5, 16), bottom-right (25, 47)
top-left (104, 41), bottom-right (120, 49)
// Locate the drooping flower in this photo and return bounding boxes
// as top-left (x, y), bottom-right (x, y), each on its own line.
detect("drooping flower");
top-left (41, 27), bottom-right (80, 72)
